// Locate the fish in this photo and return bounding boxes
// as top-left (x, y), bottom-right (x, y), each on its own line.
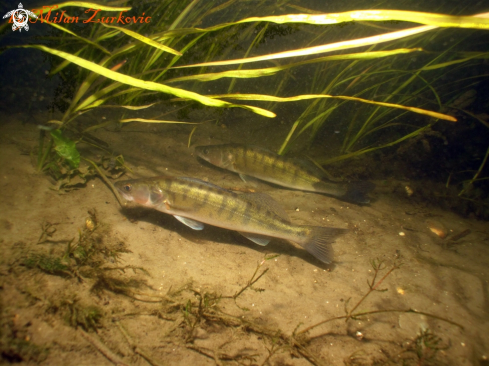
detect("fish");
top-left (194, 144), bottom-right (375, 204)
top-left (114, 176), bottom-right (347, 264)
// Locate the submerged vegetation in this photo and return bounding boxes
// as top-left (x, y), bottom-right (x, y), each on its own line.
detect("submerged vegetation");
top-left (1, 0), bottom-right (488, 215)
top-left (4, 212), bottom-right (462, 365)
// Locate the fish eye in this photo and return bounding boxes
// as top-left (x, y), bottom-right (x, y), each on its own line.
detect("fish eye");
top-left (202, 147), bottom-right (209, 155)
top-left (123, 184), bottom-right (132, 192)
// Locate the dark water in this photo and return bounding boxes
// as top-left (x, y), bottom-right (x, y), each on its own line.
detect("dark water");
top-left (1, 1), bottom-right (488, 365)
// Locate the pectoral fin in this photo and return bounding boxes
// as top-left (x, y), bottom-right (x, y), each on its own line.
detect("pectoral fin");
top-left (174, 215), bottom-right (205, 230)
top-left (239, 232), bottom-right (271, 246)
top-left (239, 174), bottom-right (261, 187)
top-left (239, 173), bottom-right (251, 183)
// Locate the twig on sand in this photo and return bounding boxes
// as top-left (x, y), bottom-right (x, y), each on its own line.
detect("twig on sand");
top-left (116, 320), bottom-right (165, 366)
top-left (79, 329), bottom-right (130, 366)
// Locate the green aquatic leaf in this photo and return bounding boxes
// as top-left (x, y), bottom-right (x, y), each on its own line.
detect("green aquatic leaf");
top-left (101, 24), bottom-right (182, 56)
top-left (31, 1), bottom-right (131, 13)
top-left (205, 93), bottom-right (457, 122)
top-left (17, 45), bottom-right (275, 118)
top-left (50, 130), bottom-right (80, 169)
top-left (50, 47), bottom-right (86, 76)
top-left (151, 10), bottom-right (489, 43)
top-left (119, 118), bottom-right (199, 124)
top-left (172, 11), bottom-right (489, 69)
top-left (47, 23), bottom-right (110, 55)
top-left (173, 26), bottom-right (435, 68)
top-left (166, 49), bottom-right (421, 83)
top-left (233, 10), bottom-right (489, 29)
top-left (318, 125), bottom-right (433, 165)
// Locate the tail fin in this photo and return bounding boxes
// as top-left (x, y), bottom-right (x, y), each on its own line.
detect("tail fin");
top-left (342, 181), bottom-right (375, 204)
top-left (300, 226), bottom-right (347, 264)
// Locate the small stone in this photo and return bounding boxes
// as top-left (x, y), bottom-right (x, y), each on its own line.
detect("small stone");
top-left (425, 219), bottom-right (447, 239)
top-left (86, 217), bottom-right (95, 231)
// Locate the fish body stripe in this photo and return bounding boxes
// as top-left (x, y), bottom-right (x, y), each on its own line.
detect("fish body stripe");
top-left (157, 178), bottom-right (299, 238)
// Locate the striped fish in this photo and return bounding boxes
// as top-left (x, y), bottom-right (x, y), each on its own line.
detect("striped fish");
top-left (115, 176), bottom-right (346, 264)
top-left (195, 144), bottom-right (374, 204)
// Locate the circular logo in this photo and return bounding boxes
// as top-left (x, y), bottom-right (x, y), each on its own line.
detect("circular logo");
top-left (12, 9), bottom-right (28, 29)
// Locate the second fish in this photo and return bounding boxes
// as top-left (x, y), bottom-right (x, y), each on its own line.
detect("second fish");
top-left (195, 144), bottom-right (374, 204)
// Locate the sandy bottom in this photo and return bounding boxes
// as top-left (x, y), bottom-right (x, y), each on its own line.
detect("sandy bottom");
top-left (1, 110), bottom-right (488, 366)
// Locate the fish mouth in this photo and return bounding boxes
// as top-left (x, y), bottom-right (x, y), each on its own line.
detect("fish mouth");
top-left (118, 191), bottom-right (134, 202)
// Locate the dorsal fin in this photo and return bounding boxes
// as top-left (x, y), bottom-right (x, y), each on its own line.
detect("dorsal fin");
top-left (241, 192), bottom-right (290, 222)
top-left (246, 144), bottom-right (277, 155)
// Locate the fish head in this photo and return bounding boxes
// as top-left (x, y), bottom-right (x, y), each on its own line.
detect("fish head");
top-left (195, 144), bottom-right (236, 170)
top-left (115, 178), bottom-right (165, 207)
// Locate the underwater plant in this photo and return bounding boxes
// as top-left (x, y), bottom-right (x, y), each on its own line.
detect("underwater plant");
top-left (24, 209), bottom-right (145, 286)
top-left (1, 1), bottom-right (488, 208)
top-left (82, 257), bottom-right (461, 365)
top-left (15, 207), bottom-right (466, 365)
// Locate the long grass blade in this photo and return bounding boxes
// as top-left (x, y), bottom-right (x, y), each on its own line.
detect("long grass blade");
top-left (142, 0), bottom-right (200, 73)
top-left (75, 82), bottom-right (124, 112)
top-left (318, 125), bottom-right (433, 165)
top-left (166, 49), bottom-right (421, 83)
top-left (421, 52), bottom-right (488, 70)
top-left (154, 10), bottom-right (489, 42)
top-left (188, 126), bottom-right (198, 148)
top-left (101, 24), bottom-right (182, 55)
top-left (116, 103), bottom-right (158, 110)
top-left (207, 93), bottom-right (456, 121)
top-left (235, 10), bottom-right (489, 29)
top-left (83, 121), bottom-right (114, 133)
top-left (119, 118), bottom-right (199, 124)
top-left (46, 23), bottom-right (110, 55)
top-left (173, 11), bottom-right (489, 69)
top-left (35, 2), bottom-right (131, 12)
top-left (173, 26), bottom-right (436, 68)
top-left (16, 45), bottom-right (276, 118)
top-left (95, 29), bottom-right (121, 42)
top-left (459, 145), bottom-right (489, 196)
top-left (50, 47), bottom-right (86, 75)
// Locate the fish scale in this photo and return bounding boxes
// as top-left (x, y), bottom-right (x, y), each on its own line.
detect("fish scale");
top-left (195, 143), bottom-right (375, 204)
top-left (115, 175), bottom-right (347, 264)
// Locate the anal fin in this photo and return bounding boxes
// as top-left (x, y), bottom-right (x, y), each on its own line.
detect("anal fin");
top-left (239, 232), bottom-right (271, 246)
top-left (174, 215), bottom-right (205, 230)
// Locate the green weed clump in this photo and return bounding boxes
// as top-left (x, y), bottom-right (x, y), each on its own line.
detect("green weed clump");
top-left (402, 329), bottom-right (450, 365)
top-left (346, 328), bottom-right (450, 365)
top-left (24, 254), bottom-right (71, 277)
top-left (61, 298), bottom-right (104, 331)
top-left (24, 209), bottom-right (145, 291)
top-left (42, 295), bottom-right (104, 332)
